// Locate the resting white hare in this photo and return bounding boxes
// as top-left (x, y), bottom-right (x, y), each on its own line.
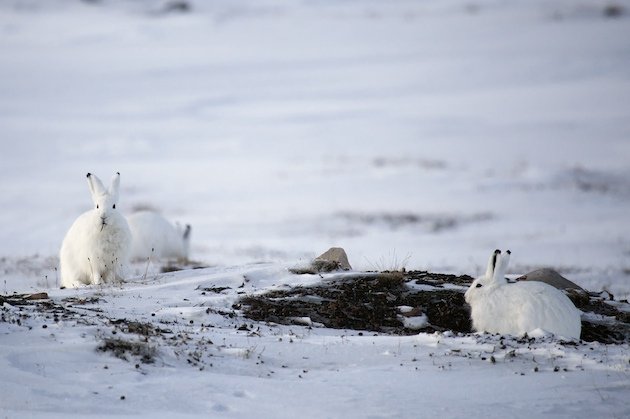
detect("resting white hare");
top-left (59, 172), bottom-right (132, 288)
top-left (127, 210), bottom-right (191, 261)
top-left (464, 250), bottom-right (581, 340)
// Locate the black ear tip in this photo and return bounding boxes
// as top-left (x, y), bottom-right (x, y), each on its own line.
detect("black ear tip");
top-left (494, 249), bottom-right (501, 254)
top-left (506, 250), bottom-right (511, 255)
top-left (116, 172), bottom-right (120, 175)
top-left (86, 173), bottom-right (92, 178)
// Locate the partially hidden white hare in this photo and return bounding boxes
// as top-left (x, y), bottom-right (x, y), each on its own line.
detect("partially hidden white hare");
top-left (59, 172), bottom-right (132, 288)
top-left (464, 249), bottom-right (581, 340)
top-left (127, 210), bottom-right (191, 262)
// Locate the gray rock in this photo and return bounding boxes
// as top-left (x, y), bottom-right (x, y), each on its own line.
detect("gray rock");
top-left (314, 247), bottom-right (352, 271)
top-left (289, 247), bottom-right (353, 275)
top-left (516, 268), bottom-right (585, 292)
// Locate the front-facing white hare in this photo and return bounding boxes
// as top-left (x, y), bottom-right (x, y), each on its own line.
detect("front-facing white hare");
top-left (464, 249), bottom-right (582, 340)
top-left (59, 172), bottom-right (132, 288)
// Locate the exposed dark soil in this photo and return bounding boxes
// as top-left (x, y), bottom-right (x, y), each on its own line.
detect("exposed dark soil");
top-left (238, 270), bottom-right (630, 344)
top-left (565, 289), bottom-right (630, 343)
top-left (109, 318), bottom-right (171, 337)
top-left (238, 271), bottom-right (474, 334)
top-left (97, 338), bottom-right (156, 363)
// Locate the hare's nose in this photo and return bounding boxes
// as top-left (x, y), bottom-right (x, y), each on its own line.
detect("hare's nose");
top-left (100, 215), bottom-right (108, 231)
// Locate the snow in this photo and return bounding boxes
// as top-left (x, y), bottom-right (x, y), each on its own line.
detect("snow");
top-left (1, 0), bottom-right (630, 417)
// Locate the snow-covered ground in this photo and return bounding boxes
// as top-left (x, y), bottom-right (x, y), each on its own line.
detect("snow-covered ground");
top-left (1, 0), bottom-right (630, 417)
top-left (2, 266), bottom-right (630, 418)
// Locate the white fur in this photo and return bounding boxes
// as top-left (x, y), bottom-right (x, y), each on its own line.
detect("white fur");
top-left (464, 250), bottom-right (581, 340)
top-left (127, 210), bottom-right (191, 261)
top-left (60, 173), bottom-right (132, 288)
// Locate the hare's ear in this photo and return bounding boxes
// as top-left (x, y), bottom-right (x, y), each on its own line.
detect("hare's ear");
top-left (109, 172), bottom-right (121, 202)
top-left (485, 249), bottom-right (500, 279)
top-left (493, 250), bottom-right (511, 283)
top-left (87, 173), bottom-right (106, 198)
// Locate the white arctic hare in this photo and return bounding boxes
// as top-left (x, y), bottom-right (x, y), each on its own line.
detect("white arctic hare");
top-left (127, 210), bottom-right (191, 261)
top-left (60, 172), bottom-right (132, 288)
top-left (464, 250), bottom-right (581, 340)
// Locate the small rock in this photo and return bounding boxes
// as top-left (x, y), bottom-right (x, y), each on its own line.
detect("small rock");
top-left (290, 247), bottom-right (353, 274)
top-left (314, 247), bottom-right (352, 271)
top-left (516, 268), bottom-right (585, 291)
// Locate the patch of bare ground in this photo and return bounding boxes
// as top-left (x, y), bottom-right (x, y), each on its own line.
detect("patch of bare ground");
top-left (97, 338), bottom-right (157, 364)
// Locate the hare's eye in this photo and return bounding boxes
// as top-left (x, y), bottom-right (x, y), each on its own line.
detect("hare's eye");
top-left (113, 204), bottom-right (116, 209)
top-left (476, 283), bottom-right (482, 288)
top-left (96, 204), bottom-right (99, 209)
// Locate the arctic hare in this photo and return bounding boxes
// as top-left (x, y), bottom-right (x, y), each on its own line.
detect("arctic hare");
top-left (59, 172), bottom-right (132, 288)
top-left (464, 250), bottom-right (581, 340)
top-left (127, 210), bottom-right (191, 261)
